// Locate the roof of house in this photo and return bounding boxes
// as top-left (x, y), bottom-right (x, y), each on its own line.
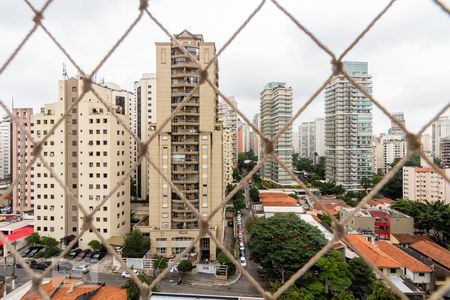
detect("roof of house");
top-left (345, 234), bottom-right (402, 268)
top-left (410, 240), bottom-right (450, 269)
top-left (391, 233), bottom-right (428, 245)
top-left (21, 277), bottom-right (127, 300)
top-left (377, 241), bottom-right (431, 273)
top-left (0, 226), bottom-right (34, 246)
top-left (259, 192), bottom-right (290, 198)
top-left (260, 194), bottom-right (297, 207)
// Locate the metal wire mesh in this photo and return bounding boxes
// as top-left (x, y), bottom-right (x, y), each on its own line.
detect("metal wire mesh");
top-left (0, 0), bottom-right (449, 299)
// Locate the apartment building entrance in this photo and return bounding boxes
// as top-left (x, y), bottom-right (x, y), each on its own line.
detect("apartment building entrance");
top-left (200, 237), bottom-right (210, 261)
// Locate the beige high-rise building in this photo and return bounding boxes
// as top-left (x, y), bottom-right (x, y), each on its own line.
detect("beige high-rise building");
top-left (222, 128), bottom-right (234, 188)
top-left (133, 73), bottom-right (157, 200)
top-left (147, 30), bottom-right (223, 260)
top-left (32, 78), bottom-right (130, 248)
top-left (218, 97), bottom-right (238, 167)
top-left (403, 166), bottom-right (450, 203)
top-left (251, 113), bottom-right (261, 158)
top-left (12, 108), bottom-right (33, 213)
top-left (374, 134), bottom-right (407, 175)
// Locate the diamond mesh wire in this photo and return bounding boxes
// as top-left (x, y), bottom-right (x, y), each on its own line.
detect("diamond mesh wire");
top-left (0, 0), bottom-right (448, 299)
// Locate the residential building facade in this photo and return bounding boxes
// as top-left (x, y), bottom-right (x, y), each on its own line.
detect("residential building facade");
top-left (251, 113), bottom-right (260, 158)
top-left (12, 108), bottom-right (33, 213)
top-left (432, 115), bottom-right (450, 159)
top-left (32, 78), bottom-right (131, 248)
top-left (237, 119), bottom-right (251, 154)
top-left (218, 97), bottom-right (238, 166)
top-left (403, 166), bottom-right (450, 203)
top-left (374, 134), bottom-right (407, 175)
top-left (147, 30), bottom-right (223, 260)
top-left (133, 73), bottom-right (157, 200)
top-left (0, 116), bottom-right (11, 185)
top-left (260, 82), bottom-right (293, 185)
top-left (325, 61), bottom-right (373, 189)
top-left (389, 112), bottom-right (406, 137)
top-left (440, 137), bottom-right (450, 168)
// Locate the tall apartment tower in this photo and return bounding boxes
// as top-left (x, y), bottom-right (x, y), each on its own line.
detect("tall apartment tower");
top-left (292, 131), bottom-right (299, 154)
top-left (314, 118), bottom-right (325, 157)
top-left (12, 108), bottom-right (33, 213)
top-left (252, 114), bottom-right (261, 158)
top-left (32, 78), bottom-right (130, 248)
top-left (147, 30), bottom-right (223, 260)
top-left (374, 135), bottom-right (407, 175)
top-left (325, 61), bottom-right (373, 189)
top-left (0, 116), bottom-right (11, 185)
top-left (298, 121), bottom-right (315, 159)
top-left (133, 73), bottom-right (157, 200)
top-left (390, 112), bottom-right (406, 137)
top-left (218, 97), bottom-right (238, 166)
top-left (260, 82), bottom-right (293, 185)
top-left (237, 119), bottom-right (251, 154)
top-left (440, 137), bottom-right (450, 168)
top-left (432, 116), bottom-right (450, 159)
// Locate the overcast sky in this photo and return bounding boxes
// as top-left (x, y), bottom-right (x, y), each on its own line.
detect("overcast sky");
top-left (1, 0), bottom-right (449, 135)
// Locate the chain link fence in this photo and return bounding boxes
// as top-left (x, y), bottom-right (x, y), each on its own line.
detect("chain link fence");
top-left (0, 0), bottom-right (449, 299)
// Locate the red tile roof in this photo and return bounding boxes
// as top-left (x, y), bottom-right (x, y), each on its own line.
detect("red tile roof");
top-left (260, 194), bottom-right (297, 207)
top-left (377, 241), bottom-right (431, 273)
top-left (345, 234), bottom-right (402, 268)
top-left (410, 240), bottom-right (450, 269)
top-left (91, 286), bottom-right (126, 300)
top-left (391, 233), bottom-right (428, 245)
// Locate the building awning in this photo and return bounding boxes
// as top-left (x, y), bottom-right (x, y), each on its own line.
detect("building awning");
top-left (0, 226), bottom-right (34, 246)
top-left (107, 236), bottom-right (125, 247)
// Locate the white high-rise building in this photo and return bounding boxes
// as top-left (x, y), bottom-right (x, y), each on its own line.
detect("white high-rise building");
top-left (260, 82), bottom-right (293, 185)
top-left (32, 78), bottom-right (131, 248)
top-left (390, 112), bottom-right (406, 137)
top-left (432, 116), bottom-right (450, 159)
top-left (421, 133), bottom-right (432, 155)
top-left (251, 114), bottom-right (261, 158)
top-left (314, 118), bottom-right (325, 158)
top-left (298, 118), bottom-right (325, 161)
top-left (374, 135), bottom-right (407, 175)
top-left (325, 61), bottom-right (373, 189)
top-left (133, 73), bottom-right (157, 200)
top-left (237, 119), bottom-right (251, 154)
top-left (0, 116), bottom-right (11, 184)
top-left (292, 131), bottom-right (299, 154)
top-left (218, 97), bottom-right (238, 166)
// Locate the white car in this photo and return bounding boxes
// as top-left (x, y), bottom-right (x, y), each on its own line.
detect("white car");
top-left (240, 257), bottom-right (247, 267)
top-left (239, 242), bottom-right (245, 251)
top-left (121, 269), bottom-right (139, 278)
top-left (71, 264), bottom-right (89, 274)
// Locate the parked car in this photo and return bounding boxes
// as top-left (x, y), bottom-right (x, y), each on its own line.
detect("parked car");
top-left (34, 261), bottom-right (51, 270)
top-left (26, 246), bottom-right (43, 258)
top-left (239, 242), bottom-right (245, 251)
top-left (75, 249), bottom-right (91, 261)
top-left (68, 249), bottom-right (82, 260)
top-left (20, 248), bottom-right (32, 257)
top-left (55, 261), bottom-right (73, 271)
top-left (89, 252), bottom-right (106, 263)
top-left (16, 258), bottom-right (36, 268)
top-left (71, 264), bottom-right (89, 274)
top-left (121, 269), bottom-right (139, 278)
top-left (240, 257), bottom-right (247, 267)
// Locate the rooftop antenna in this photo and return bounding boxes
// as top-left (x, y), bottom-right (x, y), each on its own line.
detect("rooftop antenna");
top-left (62, 63), bottom-right (68, 79)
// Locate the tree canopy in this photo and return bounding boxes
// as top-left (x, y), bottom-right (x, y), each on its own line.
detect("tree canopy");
top-left (178, 260), bottom-right (194, 273)
top-left (123, 274), bottom-right (154, 300)
top-left (249, 214), bottom-right (327, 271)
top-left (367, 280), bottom-right (399, 300)
top-left (122, 230), bottom-right (150, 258)
top-left (348, 257), bottom-right (376, 299)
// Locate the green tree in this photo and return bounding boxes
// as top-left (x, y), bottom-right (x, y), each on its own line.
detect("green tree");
top-left (88, 239), bottom-right (106, 252)
top-left (123, 274), bottom-right (154, 300)
top-left (217, 251), bottom-right (232, 265)
top-left (348, 257), bottom-right (375, 299)
top-left (270, 280), bottom-right (303, 300)
top-left (360, 176), bottom-right (374, 193)
top-left (25, 232), bottom-right (40, 245)
top-left (178, 260), bottom-right (193, 277)
top-left (249, 214), bottom-right (327, 271)
top-left (299, 250), bottom-right (353, 298)
top-left (380, 154), bottom-right (420, 199)
top-left (245, 216), bottom-right (258, 233)
top-left (249, 187), bottom-right (259, 202)
top-left (293, 154), bottom-right (314, 173)
top-left (232, 168), bottom-right (240, 181)
top-left (318, 181), bottom-right (346, 196)
top-left (367, 280), bottom-right (399, 300)
top-left (122, 230), bottom-right (150, 258)
top-left (314, 156), bottom-right (326, 179)
top-left (40, 236), bottom-right (58, 247)
top-left (233, 191), bottom-right (246, 210)
top-left (153, 256), bottom-right (168, 276)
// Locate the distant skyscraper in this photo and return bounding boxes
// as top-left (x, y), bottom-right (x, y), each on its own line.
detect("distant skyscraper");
top-left (298, 122), bottom-right (315, 159)
top-left (421, 133), bottom-right (432, 155)
top-left (390, 112), bottom-right (406, 137)
top-left (325, 61), bottom-right (373, 189)
top-left (0, 116), bottom-right (11, 184)
top-left (432, 116), bottom-right (450, 159)
top-left (133, 73), bottom-right (157, 200)
top-left (33, 78), bottom-right (131, 247)
top-left (314, 118), bottom-right (325, 158)
top-left (292, 131), bottom-right (299, 154)
top-left (251, 114), bottom-right (261, 158)
top-left (237, 119), bottom-right (251, 154)
top-left (218, 97), bottom-right (238, 166)
top-left (374, 135), bottom-right (407, 175)
top-left (260, 82), bottom-right (293, 185)
top-left (12, 108), bottom-right (33, 213)
top-left (147, 30), bottom-right (223, 260)
top-left (440, 137), bottom-right (450, 168)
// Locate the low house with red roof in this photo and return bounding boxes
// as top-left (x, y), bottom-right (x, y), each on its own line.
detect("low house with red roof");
top-left (0, 219), bottom-right (34, 257)
top-left (390, 233), bottom-right (429, 248)
top-left (377, 241), bottom-right (432, 292)
top-left (364, 197), bottom-right (394, 210)
top-left (345, 234), bottom-right (403, 277)
top-left (255, 193), bottom-right (304, 218)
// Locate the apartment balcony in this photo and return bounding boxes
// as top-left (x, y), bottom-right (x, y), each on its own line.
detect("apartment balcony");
top-left (172, 216), bottom-right (199, 223)
top-left (172, 169), bottom-right (198, 174)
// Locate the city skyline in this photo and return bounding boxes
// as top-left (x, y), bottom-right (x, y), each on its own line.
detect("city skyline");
top-left (1, 0), bottom-right (449, 135)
